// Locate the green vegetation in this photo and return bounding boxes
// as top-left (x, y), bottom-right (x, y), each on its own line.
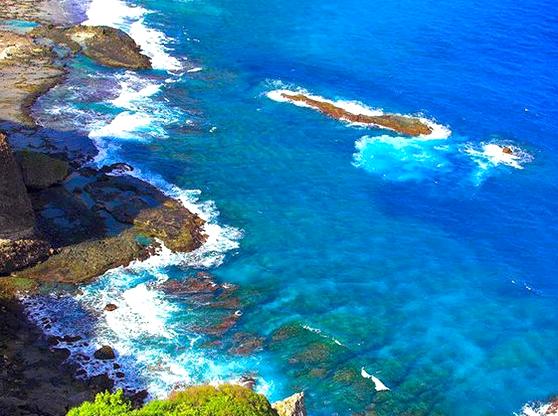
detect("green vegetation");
top-left (67, 385), bottom-right (278, 416)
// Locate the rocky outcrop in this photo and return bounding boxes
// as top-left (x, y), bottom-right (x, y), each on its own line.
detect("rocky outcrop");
top-left (272, 392), bottom-right (307, 416)
top-left (15, 150), bottom-right (69, 189)
top-left (279, 93), bottom-right (433, 137)
top-left (32, 24), bottom-right (152, 69)
top-left (0, 133), bottom-right (52, 275)
top-left (0, 133), bottom-right (35, 239)
top-left (15, 169), bottom-right (206, 284)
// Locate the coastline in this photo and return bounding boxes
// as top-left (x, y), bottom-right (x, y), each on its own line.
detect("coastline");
top-left (0, 0), bottom-right (210, 413)
top-left (1, 0), bottom-right (554, 415)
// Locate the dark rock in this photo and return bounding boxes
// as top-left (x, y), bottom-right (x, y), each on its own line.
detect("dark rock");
top-left (88, 373), bottom-right (114, 391)
top-left (52, 347), bottom-right (71, 361)
top-left (0, 132), bottom-right (36, 240)
top-left (239, 374), bottom-right (257, 390)
top-left (93, 345), bottom-right (115, 360)
top-left (115, 371), bottom-right (125, 378)
top-left (502, 146), bottom-right (513, 155)
top-left (15, 150), bottom-right (69, 190)
top-left (104, 303), bottom-right (118, 312)
top-left (130, 389), bottom-right (149, 408)
top-left (100, 162), bottom-right (133, 174)
top-left (0, 239), bottom-right (51, 276)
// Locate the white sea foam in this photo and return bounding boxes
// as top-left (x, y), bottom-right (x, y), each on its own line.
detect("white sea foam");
top-left (361, 367), bottom-right (390, 392)
top-left (353, 134), bottom-right (451, 182)
top-left (84, 0), bottom-right (182, 71)
top-left (464, 142), bottom-right (532, 170)
top-left (516, 401), bottom-right (558, 416)
top-left (267, 86), bottom-right (451, 140)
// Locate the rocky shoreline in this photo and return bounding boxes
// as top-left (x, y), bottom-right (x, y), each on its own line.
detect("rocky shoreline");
top-left (0, 1), bottom-right (309, 415)
top-left (0, 1), bottom-right (211, 414)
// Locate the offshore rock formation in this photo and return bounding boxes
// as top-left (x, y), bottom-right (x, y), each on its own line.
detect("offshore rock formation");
top-left (279, 92), bottom-right (433, 137)
top-left (32, 24), bottom-right (152, 69)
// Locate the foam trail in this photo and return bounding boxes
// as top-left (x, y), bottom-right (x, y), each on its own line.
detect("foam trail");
top-left (361, 367), bottom-right (390, 392)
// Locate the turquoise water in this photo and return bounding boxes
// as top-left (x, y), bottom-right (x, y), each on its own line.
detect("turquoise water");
top-left (31, 0), bottom-right (558, 414)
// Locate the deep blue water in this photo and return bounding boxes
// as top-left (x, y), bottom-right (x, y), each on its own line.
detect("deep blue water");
top-left (32, 0), bottom-right (558, 414)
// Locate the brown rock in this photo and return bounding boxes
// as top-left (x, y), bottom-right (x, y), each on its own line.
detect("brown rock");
top-left (104, 303), bottom-right (118, 312)
top-left (93, 345), bottom-right (115, 360)
top-left (280, 93), bottom-right (433, 137)
top-left (502, 146), bottom-right (513, 155)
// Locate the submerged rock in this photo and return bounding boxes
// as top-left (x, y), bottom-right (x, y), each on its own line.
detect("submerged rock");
top-left (278, 92), bottom-right (433, 137)
top-left (32, 24), bottom-right (152, 69)
top-left (15, 150), bottom-right (69, 190)
top-left (272, 392), bottom-right (307, 416)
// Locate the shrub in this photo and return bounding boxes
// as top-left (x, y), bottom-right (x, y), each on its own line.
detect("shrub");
top-left (67, 385), bottom-right (278, 416)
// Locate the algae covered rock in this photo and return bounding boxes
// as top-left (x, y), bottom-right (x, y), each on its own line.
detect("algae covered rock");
top-left (15, 150), bottom-right (69, 189)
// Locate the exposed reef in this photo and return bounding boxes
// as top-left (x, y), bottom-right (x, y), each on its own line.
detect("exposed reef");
top-left (278, 92), bottom-right (433, 137)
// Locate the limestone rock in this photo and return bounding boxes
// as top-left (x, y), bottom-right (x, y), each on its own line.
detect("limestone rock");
top-left (273, 392), bottom-right (307, 416)
top-left (15, 150), bottom-right (69, 189)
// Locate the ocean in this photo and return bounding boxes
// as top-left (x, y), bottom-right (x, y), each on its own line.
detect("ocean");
top-left (27, 0), bottom-right (558, 414)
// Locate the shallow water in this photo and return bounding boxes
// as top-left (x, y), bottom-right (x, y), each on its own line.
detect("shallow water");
top-left (31, 0), bottom-right (558, 414)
